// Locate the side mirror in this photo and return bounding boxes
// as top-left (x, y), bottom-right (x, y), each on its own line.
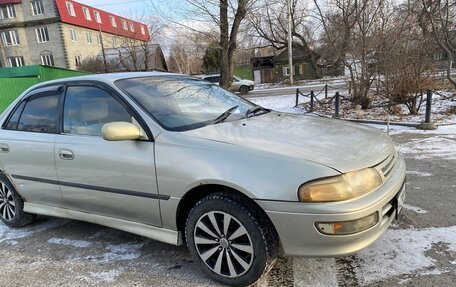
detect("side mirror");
top-left (102, 122), bottom-right (142, 141)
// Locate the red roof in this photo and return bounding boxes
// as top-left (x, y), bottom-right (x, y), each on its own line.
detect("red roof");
top-left (55, 0), bottom-right (150, 42)
top-left (0, 0), bottom-right (22, 4)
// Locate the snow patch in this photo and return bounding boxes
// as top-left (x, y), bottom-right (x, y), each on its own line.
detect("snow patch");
top-left (356, 226), bottom-right (456, 284)
top-left (0, 218), bottom-right (68, 245)
top-left (406, 170), bottom-right (433, 177)
top-left (47, 237), bottom-right (92, 248)
top-left (397, 136), bottom-right (456, 160)
top-left (85, 243), bottom-right (144, 263)
top-left (402, 204), bottom-right (429, 214)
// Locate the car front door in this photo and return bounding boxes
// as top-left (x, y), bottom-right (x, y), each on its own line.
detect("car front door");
top-left (55, 84), bottom-right (162, 227)
top-left (0, 86), bottom-right (64, 207)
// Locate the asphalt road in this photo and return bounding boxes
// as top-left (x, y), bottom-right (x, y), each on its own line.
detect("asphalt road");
top-left (0, 131), bottom-right (455, 287)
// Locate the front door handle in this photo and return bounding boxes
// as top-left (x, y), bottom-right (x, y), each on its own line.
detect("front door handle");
top-left (0, 144), bottom-right (9, 153)
top-left (59, 149), bottom-right (74, 160)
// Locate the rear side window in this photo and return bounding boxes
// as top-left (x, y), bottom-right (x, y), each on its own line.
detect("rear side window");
top-left (17, 93), bottom-right (59, 133)
top-left (4, 101), bottom-right (26, 130)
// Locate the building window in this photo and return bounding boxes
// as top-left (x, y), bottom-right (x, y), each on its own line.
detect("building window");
top-left (96, 34), bottom-right (101, 45)
top-left (86, 32), bottom-right (93, 44)
top-left (140, 25), bottom-right (145, 35)
top-left (40, 51), bottom-right (54, 66)
top-left (121, 19), bottom-right (128, 31)
top-left (35, 27), bottom-right (50, 43)
top-left (0, 5), bottom-right (16, 19)
top-left (1, 30), bottom-right (20, 46)
top-left (282, 66), bottom-right (295, 76)
top-left (70, 29), bottom-right (78, 42)
top-left (129, 22), bottom-right (135, 32)
top-left (110, 16), bottom-right (117, 28)
top-left (82, 7), bottom-right (91, 21)
top-left (30, 1), bottom-right (44, 16)
top-left (66, 1), bottom-right (75, 17)
top-left (112, 36), bottom-right (117, 47)
top-left (75, 55), bottom-right (82, 66)
top-left (94, 10), bottom-right (101, 23)
top-left (7, 56), bottom-right (24, 67)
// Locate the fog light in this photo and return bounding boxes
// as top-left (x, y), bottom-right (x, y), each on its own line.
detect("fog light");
top-left (316, 212), bottom-right (379, 235)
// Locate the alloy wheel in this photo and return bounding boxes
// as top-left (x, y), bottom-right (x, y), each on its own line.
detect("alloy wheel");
top-left (0, 182), bottom-right (15, 221)
top-left (193, 211), bottom-right (254, 278)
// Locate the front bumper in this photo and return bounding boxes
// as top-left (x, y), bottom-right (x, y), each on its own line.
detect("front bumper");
top-left (256, 154), bottom-right (406, 257)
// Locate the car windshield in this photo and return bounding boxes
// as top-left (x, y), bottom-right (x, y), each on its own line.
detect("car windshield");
top-left (116, 76), bottom-right (256, 131)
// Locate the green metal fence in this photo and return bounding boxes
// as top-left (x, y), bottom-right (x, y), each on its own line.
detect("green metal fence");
top-left (0, 65), bottom-right (90, 114)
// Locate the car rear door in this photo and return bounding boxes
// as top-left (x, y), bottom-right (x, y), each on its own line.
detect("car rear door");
top-left (54, 83), bottom-right (162, 227)
top-left (0, 86), bottom-right (63, 207)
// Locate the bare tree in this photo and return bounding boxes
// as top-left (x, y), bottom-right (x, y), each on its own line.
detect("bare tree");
top-left (248, 0), bottom-right (320, 77)
top-left (421, 0), bottom-right (456, 88)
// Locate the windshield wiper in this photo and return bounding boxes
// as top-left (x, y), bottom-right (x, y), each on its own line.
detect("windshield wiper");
top-left (245, 105), bottom-right (271, 118)
top-left (212, 105), bottom-right (239, 124)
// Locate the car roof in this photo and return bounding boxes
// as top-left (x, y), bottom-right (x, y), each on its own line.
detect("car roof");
top-left (30, 72), bottom-right (189, 89)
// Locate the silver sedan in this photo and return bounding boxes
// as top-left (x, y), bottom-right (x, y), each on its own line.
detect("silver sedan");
top-left (0, 73), bottom-right (406, 286)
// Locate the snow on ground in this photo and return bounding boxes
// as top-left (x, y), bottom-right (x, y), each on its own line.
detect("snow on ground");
top-left (0, 218), bottom-right (68, 245)
top-left (356, 226), bottom-right (456, 285)
top-left (84, 243), bottom-right (144, 263)
top-left (397, 136), bottom-right (456, 160)
top-left (254, 76), bottom-right (349, 90)
top-left (402, 204), bottom-right (429, 214)
top-left (77, 270), bottom-right (122, 284)
top-left (48, 237), bottom-right (92, 248)
top-left (406, 170), bottom-right (433, 177)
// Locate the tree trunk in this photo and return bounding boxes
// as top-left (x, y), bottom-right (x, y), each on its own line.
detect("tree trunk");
top-left (219, 0), bottom-right (230, 88)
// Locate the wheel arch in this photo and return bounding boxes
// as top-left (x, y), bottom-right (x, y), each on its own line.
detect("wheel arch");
top-left (175, 184), bottom-right (280, 246)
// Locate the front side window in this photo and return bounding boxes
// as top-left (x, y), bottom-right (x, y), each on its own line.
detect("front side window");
top-left (35, 27), bottom-right (50, 43)
top-left (4, 101), bottom-right (26, 130)
top-left (1, 30), bottom-right (20, 46)
top-left (0, 5), bottom-right (16, 19)
top-left (7, 56), bottom-right (24, 67)
top-left (17, 93), bottom-right (59, 133)
top-left (64, 86), bottom-right (133, 136)
top-left (31, 1), bottom-right (44, 16)
top-left (116, 76), bottom-right (256, 131)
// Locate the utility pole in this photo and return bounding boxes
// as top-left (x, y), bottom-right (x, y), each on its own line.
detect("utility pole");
top-left (287, 0), bottom-right (293, 85)
top-left (99, 25), bottom-right (108, 73)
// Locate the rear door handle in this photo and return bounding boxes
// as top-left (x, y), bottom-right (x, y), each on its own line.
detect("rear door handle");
top-left (59, 149), bottom-right (74, 160)
top-left (0, 144), bottom-right (9, 153)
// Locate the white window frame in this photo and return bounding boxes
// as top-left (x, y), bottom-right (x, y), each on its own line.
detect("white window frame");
top-left (86, 32), bottom-right (93, 44)
top-left (0, 4), bottom-right (16, 19)
top-left (140, 25), bottom-right (145, 35)
top-left (110, 16), bottom-right (117, 28)
top-left (95, 34), bottom-right (101, 45)
top-left (7, 56), bottom-right (24, 67)
top-left (75, 55), bottom-right (82, 67)
top-left (40, 53), bottom-right (54, 66)
top-left (70, 29), bottom-right (78, 42)
top-left (121, 19), bottom-right (128, 31)
top-left (1, 30), bottom-right (20, 46)
top-left (30, 1), bottom-right (44, 16)
top-left (82, 7), bottom-right (91, 21)
top-left (94, 10), bottom-right (101, 23)
top-left (129, 22), bottom-right (135, 32)
top-left (282, 65), bottom-right (295, 76)
top-left (66, 1), bottom-right (75, 17)
top-left (112, 36), bottom-right (117, 47)
top-left (35, 27), bottom-right (50, 43)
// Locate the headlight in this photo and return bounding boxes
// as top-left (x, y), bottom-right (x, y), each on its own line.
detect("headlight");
top-left (298, 168), bottom-right (382, 202)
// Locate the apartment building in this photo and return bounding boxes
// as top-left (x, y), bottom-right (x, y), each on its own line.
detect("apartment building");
top-left (0, 0), bottom-right (150, 70)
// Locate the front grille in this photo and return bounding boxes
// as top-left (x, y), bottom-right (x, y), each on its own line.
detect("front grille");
top-left (375, 152), bottom-right (397, 181)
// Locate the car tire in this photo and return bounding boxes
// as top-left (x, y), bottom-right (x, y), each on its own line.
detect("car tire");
top-left (239, 86), bottom-right (249, 95)
top-left (0, 174), bottom-right (36, 228)
top-left (185, 193), bottom-right (278, 286)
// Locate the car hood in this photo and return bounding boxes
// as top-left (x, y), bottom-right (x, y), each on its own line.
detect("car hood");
top-left (182, 112), bottom-right (395, 173)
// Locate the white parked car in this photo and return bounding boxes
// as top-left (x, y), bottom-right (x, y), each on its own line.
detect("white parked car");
top-left (201, 74), bottom-right (255, 95)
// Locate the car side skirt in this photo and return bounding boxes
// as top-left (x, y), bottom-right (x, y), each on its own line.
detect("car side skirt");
top-left (24, 202), bottom-right (182, 246)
